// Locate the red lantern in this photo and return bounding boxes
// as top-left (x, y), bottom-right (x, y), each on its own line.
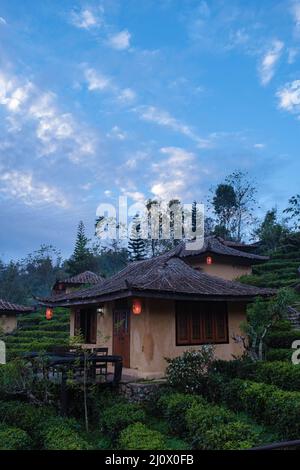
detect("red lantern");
top-left (132, 298), bottom-right (142, 315)
top-left (206, 256), bottom-right (213, 265)
top-left (45, 307), bottom-right (53, 320)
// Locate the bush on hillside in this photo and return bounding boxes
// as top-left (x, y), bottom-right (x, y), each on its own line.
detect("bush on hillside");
top-left (101, 403), bottom-right (146, 439)
top-left (0, 425), bottom-right (32, 450)
top-left (119, 423), bottom-right (166, 450)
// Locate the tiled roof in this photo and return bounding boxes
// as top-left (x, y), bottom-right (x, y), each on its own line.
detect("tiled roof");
top-left (0, 299), bottom-right (33, 314)
top-left (177, 236), bottom-right (269, 261)
top-left (58, 271), bottom-right (104, 285)
top-left (38, 250), bottom-right (275, 307)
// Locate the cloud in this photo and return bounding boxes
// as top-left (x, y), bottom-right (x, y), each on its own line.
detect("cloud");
top-left (254, 143), bottom-right (265, 149)
top-left (107, 126), bottom-right (128, 140)
top-left (150, 147), bottom-right (196, 200)
top-left (135, 105), bottom-right (211, 148)
top-left (259, 40), bottom-right (284, 86)
top-left (276, 80), bottom-right (300, 115)
top-left (84, 68), bottom-right (111, 91)
top-left (0, 17), bottom-right (6, 25)
top-left (0, 71), bottom-right (97, 162)
top-left (291, 1), bottom-right (300, 34)
top-left (70, 8), bottom-right (102, 30)
top-left (83, 66), bottom-right (136, 104)
top-left (107, 30), bottom-right (131, 50)
top-left (0, 170), bottom-right (68, 208)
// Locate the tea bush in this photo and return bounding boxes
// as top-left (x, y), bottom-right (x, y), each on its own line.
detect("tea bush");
top-left (119, 423), bottom-right (166, 450)
top-left (101, 403), bottom-right (146, 439)
top-left (0, 425), bottom-right (32, 450)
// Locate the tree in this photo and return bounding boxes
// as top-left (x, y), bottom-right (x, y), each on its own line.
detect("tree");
top-left (253, 208), bottom-right (289, 254)
top-left (128, 215), bottom-right (146, 261)
top-left (238, 288), bottom-right (296, 361)
top-left (209, 171), bottom-right (258, 241)
top-left (212, 184), bottom-right (237, 238)
top-left (284, 194), bottom-right (300, 230)
top-left (67, 222), bottom-right (98, 276)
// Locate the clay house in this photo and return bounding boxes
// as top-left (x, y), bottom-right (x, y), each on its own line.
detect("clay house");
top-left (52, 271), bottom-right (104, 295)
top-left (0, 299), bottom-right (33, 334)
top-left (178, 236), bottom-right (268, 280)
top-left (39, 243), bottom-right (274, 379)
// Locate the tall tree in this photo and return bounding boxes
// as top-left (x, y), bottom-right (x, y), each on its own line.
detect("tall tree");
top-left (284, 194), bottom-right (300, 230)
top-left (211, 184), bottom-right (237, 239)
top-left (253, 208), bottom-right (289, 254)
top-left (67, 221), bottom-right (98, 275)
top-left (128, 214), bottom-right (146, 261)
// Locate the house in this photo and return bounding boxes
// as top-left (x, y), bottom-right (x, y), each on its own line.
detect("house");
top-left (52, 271), bottom-right (104, 295)
top-left (39, 245), bottom-right (274, 379)
top-left (0, 299), bottom-right (33, 334)
top-left (178, 236), bottom-right (268, 280)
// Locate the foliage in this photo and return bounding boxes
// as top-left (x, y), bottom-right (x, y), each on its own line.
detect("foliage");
top-left (157, 392), bottom-right (206, 435)
top-left (165, 346), bottom-right (215, 393)
top-left (219, 379), bottom-right (300, 439)
top-left (41, 418), bottom-right (90, 450)
top-left (266, 330), bottom-right (300, 349)
top-left (119, 423), bottom-right (167, 450)
top-left (284, 194), bottom-right (300, 230)
top-left (265, 348), bottom-right (292, 362)
top-left (240, 288), bottom-right (296, 361)
top-left (253, 208), bottom-right (290, 254)
top-left (199, 421), bottom-right (259, 450)
top-left (128, 214), bottom-right (146, 261)
top-left (67, 221), bottom-right (99, 276)
top-left (0, 425), bottom-right (32, 450)
top-left (101, 402), bottom-right (146, 439)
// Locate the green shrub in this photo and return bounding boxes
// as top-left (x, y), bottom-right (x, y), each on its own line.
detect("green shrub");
top-left (266, 330), bottom-right (300, 349)
top-left (220, 379), bottom-right (300, 439)
top-left (0, 425), bottom-right (32, 450)
top-left (157, 392), bottom-right (206, 435)
top-left (101, 403), bottom-right (146, 439)
top-left (165, 347), bottom-right (215, 393)
top-left (42, 420), bottom-right (90, 450)
top-left (119, 423), bottom-right (166, 450)
top-left (198, 421), bottom-right (259, 450)
top-left (186, 402), bottom-right (235, 440)
top-left (266, 348), bottom-right (292, 362)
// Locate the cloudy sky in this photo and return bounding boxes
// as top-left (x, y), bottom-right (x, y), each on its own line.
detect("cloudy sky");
top-left (0, 0), bottom-right (300, 260)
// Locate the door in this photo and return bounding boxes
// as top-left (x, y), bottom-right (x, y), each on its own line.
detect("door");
top-left (113, 309), bottom-right (130, 368)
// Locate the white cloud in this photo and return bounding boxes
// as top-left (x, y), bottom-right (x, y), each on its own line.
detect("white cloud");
top-left (108, 30), bottom-right (131, 50)
top-left (0, 170), bottom-right (68, 208)
top-left (70, 8), bottom-right (102, 30)
top-left (122, 190), bottom-right (145, 202)
top-left (259, 40), bottom-right (284, 86)
top-left (254, 143), bottom-right (265, 149)
top-left (84, 68), bottom-right (111, 91)
top-left (0, 17), bottom-right (6, 25)
top-left (276, 80), bottom-right (300, 115)
top-left (117, 88), bottom-right (136, 103)
top-left (150, 147), bottom-right (196, 200)
top-left (136, 105), bottom-right (211, 148)
top-left (291, 1), bottom-right (300, 34)
top-left (0, 71), bottom-right (97, 162)
top-left (107, 126), bottom-right (128, 140)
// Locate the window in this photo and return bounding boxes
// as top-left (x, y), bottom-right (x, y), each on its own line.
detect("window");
top-left (176, 301), bottom-right (228, 345)
top-left (74, 308), bottom-right (97, 344)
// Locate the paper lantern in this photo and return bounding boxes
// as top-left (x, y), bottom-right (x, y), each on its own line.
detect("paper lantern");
top-left (45, 307), bottom-right (53, 320)
top-left (206, 256), bottom-right (213, 265)
top-left (132, 298), bottom-right (142, 315)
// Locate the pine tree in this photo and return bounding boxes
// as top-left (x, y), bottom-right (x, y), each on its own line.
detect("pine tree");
top-left (67, 221), bottom-right (97, 275)
top-left (128, 215), bottom-right (146, 261)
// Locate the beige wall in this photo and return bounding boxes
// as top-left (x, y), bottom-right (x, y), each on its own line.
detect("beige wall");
top-left (69, 298), bottom-right (247, 379)
top-left (187, 257), bottom-right (252, 281)
top-left (0, 314), bottom-right (17, 334)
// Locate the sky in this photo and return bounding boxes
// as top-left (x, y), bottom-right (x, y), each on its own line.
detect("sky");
top-left (0, 0), bottom-right (300, 260)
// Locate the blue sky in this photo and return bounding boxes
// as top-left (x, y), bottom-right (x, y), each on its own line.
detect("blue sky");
top-left (0, 0), bottom-right (300, 260)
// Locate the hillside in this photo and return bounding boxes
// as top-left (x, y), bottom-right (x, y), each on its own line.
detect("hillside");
top-left (5, 308), bottom-right (69, 359)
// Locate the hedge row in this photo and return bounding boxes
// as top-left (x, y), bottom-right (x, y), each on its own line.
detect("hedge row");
top-left (218, 379), bottom-right (300, 439)
top-left (213, 360), bottom-right (300, 391)
top-left (265, 348), bottom-right (292, 362)
top-left (156, 392), bottom-right (261, 450)
top-left (266, 330), bottom-right (300, 349)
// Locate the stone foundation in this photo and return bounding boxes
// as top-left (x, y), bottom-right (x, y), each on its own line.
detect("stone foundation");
top-left (119, 380), bottom-right (166, 403)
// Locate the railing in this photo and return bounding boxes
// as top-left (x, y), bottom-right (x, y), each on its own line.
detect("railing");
top-left (251, 439), bottom-right (300, 450)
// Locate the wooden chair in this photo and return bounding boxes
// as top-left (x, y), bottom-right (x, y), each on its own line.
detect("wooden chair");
top-left (92, 347), bottom-right (108, 381)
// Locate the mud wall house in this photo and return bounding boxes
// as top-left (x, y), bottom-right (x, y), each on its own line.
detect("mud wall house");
top-left (39, 240), bottom-right (274, 379)
top-left (0, 299), bottom-right (33, 334)
top-left (180, 236), bottom-right (269, 281)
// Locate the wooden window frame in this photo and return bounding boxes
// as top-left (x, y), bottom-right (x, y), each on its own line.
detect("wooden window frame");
top-left (74, 308), bottom-right (97, 344)
top-left (175, 301), bottom-right (229, 346)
